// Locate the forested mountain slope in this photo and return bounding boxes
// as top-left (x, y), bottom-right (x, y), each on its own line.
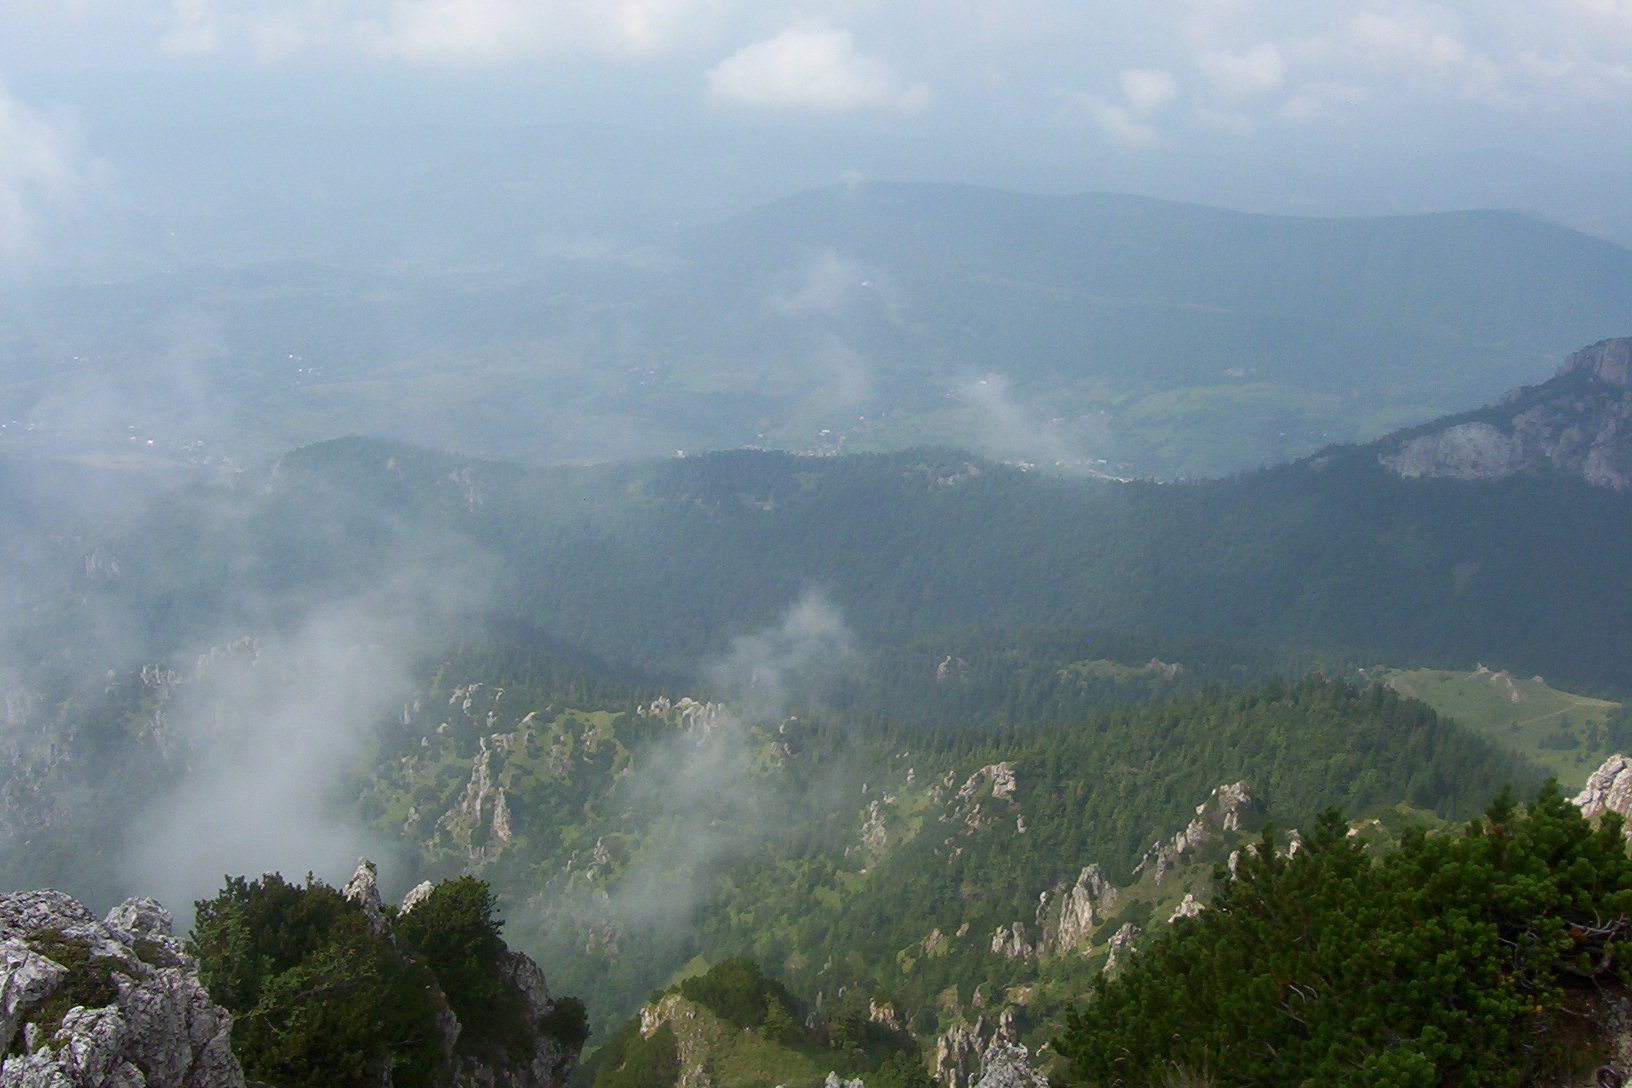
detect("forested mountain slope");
top-left (69, 431), bottom-right (1629, 693)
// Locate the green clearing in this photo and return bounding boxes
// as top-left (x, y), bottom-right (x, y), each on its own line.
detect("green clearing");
top-left (1383, 667), bottom-right (1623, 782)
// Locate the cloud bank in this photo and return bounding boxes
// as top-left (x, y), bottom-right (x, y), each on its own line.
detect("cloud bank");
top-left (0, 76), bottom-right (90, 272)
top-left (707, 26), bottom-right (930, 111)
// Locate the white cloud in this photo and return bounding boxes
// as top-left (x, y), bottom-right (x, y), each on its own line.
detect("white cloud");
top-left (955, 372), bottom-right (1111, 470)
top-left (767, 249), bottom-right (882, 315)
top-left (1277, 78), bottom-right (1370, 121)
top-left (707, 26), bottom-right (931, 112)
top-left (160, 0), bottom-right (220, 55)
top-left (1080, 95), bottom-right (1162, 147)
top-left (371, 0), bottom-right (530, 63)
top-left (1196, 42), bottom-right (1285, 99)
top-left (139, 0), bottom-right (730, 64)
top-left (1060, 67), bottom-right (1178, 149)
top-left (1121, 67), bottom-right (1178, 114)
top-left (1344, 11), bottom-right (1466, 70)
top-left (1193, 105), bottom-right (1254, 133)
top-left (0, 77), bottom-right (88, 272)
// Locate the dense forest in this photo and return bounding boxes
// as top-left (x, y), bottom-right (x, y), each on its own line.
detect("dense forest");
top-left (4, 427), bottom-right (1631, 1085)
top-left (22, 437), bottom-right (1630, 698)
top-left (1057, 784), bottom-right (1632, 1087)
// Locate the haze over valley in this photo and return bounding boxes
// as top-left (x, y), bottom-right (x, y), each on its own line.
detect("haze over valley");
top-left (4, 4), bottom-right (1632, 1087)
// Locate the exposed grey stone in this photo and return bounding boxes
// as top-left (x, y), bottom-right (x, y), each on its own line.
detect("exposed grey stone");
top-left (972, 1043), bottom-right (1048, 1088)
top-left (1133, 782), bottom-right (1255, 885)
top-left (990, 923), bottom-right (1032, 961)
top-left (401, 880), bottom-right (437, 914)
top-left (935, 1009), bottom-right (1022, 1088)
top-left (1103, 922), bottom-right (1142, 976)
top-left (1575, 755), bottom-right (1632, 835)
top-left (1034, 864), bottom-right (1119, 956)
top-left (1167, 893), bottom-right (1204, 924)
top-left (1379, 337), bottom-right (1632, 490)
top-left (102, 900), bottom-right (172, 941)
top-left (0, 890), bottom-right (244, 1088)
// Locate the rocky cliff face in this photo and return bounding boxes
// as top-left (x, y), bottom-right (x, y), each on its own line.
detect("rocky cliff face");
top-left (1574, 754), bottom-right (1632, 829)
top-left (1131, 781), bottom-right (1257, 886)
top-left (1379, 337), bottom-right (1632, 489)
top-left (935, 1008), bottom-right (1022, 1088)
top-left (0, 890), bottom-right (244, 1088)
top-left (1030, 865), bottom-right (1118, 958)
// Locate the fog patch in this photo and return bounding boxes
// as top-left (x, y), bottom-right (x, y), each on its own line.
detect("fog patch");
top-left (0, 77), bottom-right (94, 277)
top-left (19, 306), bottom-right (243, 464)
top-left (955, 372), bottom-right (1117, 474)
top-left (708, 589), bottom-right (855, 723)
top-left (557, 591), bottom-right (857, 936)
top-left (121, 599), bottom-right (421, 919)
top-left (800, 332), bottom-right (875, 411)
top-left (768, 250), bottom-right (886, 317)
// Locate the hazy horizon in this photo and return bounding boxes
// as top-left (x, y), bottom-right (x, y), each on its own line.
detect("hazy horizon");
top-left (5, 0), bottom-right (1632, 282)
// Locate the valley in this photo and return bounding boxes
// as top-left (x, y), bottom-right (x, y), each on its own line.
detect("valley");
top-left (5, 335), bottom-right (1632, 1084)
top-left (8, 188), bottom-right (1632, 480)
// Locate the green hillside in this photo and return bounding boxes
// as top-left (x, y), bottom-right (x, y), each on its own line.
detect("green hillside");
top-left (348, 643), bottom-right (1532, 1041)
top-left (28, 437), bottom-right (1632, 697)
top-left (1382, 667), bottom-right (1624, 783)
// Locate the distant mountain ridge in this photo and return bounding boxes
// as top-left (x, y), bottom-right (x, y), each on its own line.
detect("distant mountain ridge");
top-left (1377, 336), bottom-right (1632, 489)
top-left (663, 183), bottom-right (1632, 475)
top-left (10, 183), bottom-right (1632, 478)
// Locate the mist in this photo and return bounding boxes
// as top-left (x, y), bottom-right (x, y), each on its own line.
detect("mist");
top-left (542, 590), bottom-right (859, 942)
top-left (120, 602), bottom-right (415, 917)
top-left (955, 373), bottom-right (1117, 475)
top-left (0, 408), bottom-right (505, 913)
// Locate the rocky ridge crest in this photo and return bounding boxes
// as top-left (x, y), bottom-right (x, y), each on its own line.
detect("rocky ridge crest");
top-left (1379, 337), bottom-right (1632, 489)
top-left (0, 890), bottom-right (243, 1088)
top-left (340, 860), bottom-right (581, 1088)
top-left (1574, 754), bottom-right (1632, 829)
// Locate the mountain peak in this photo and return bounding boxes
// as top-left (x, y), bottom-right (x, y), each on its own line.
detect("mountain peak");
top-left (1377, 336), bottom-right (1632, 489)
top-left (1559, 337), bottom-right (1632, 389)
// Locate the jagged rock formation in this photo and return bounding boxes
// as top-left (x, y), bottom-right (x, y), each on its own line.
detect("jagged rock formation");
top-left (867, 998), bottom-right (907, 1036)
top-left (1102, 922), bottom-right (1142, 976)
top-left (1167, 893), bottom-right (1204, 923)
top-left (936, 1008), bottom-right (1022, 1088)
top-left (0, 890), bottom-right (244, 1087)
top-left (971, 1043), bottom-right (1048, 1088)
top-left (985, 782), bottom-right (1256, 968)
top-left (637, 991), bottom-right (749, 1088)
top-left (1132, 782), bottom-right (1256, 885)
top-left (1575, 754), bottom-right (1632, 832)
top-left (990, 922), bottom-right (1032, 962)
top-left (468, 951), bottom-right (580, 1088)
top-left (1032, 865), bottom-right (1119, 957)
top-left (946, 764), bottom-right (1020, 834)
top-left (1380, 337), bottom-right (1632, 489)
top-left (434, 733), bottom-right (518, 863)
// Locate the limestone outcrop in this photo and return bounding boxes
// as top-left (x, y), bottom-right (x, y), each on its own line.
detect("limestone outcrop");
top-left (348, 861), bottom-right (581, 1088)
top-left (935, 1008), bottom-right (1021, 1088)
top-left (1575, 755), bottom-right (1632, 833)
top-left (1380, 337), bottom-right (1632, 490)
top-left (0, 890), bottom-right (244, 1088)
top-left (1032, 864), bottom-right (1118, 957)
top-left (971, 1043), bottom-right (1048, 1088)
top-left (1102, 922), bottom-right (1142, 976)
top-left (1133, 781), bottom-right (1255, 885)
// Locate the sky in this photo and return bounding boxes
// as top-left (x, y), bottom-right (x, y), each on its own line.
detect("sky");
top-left (5, 0), bottom-right (1632, 269)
